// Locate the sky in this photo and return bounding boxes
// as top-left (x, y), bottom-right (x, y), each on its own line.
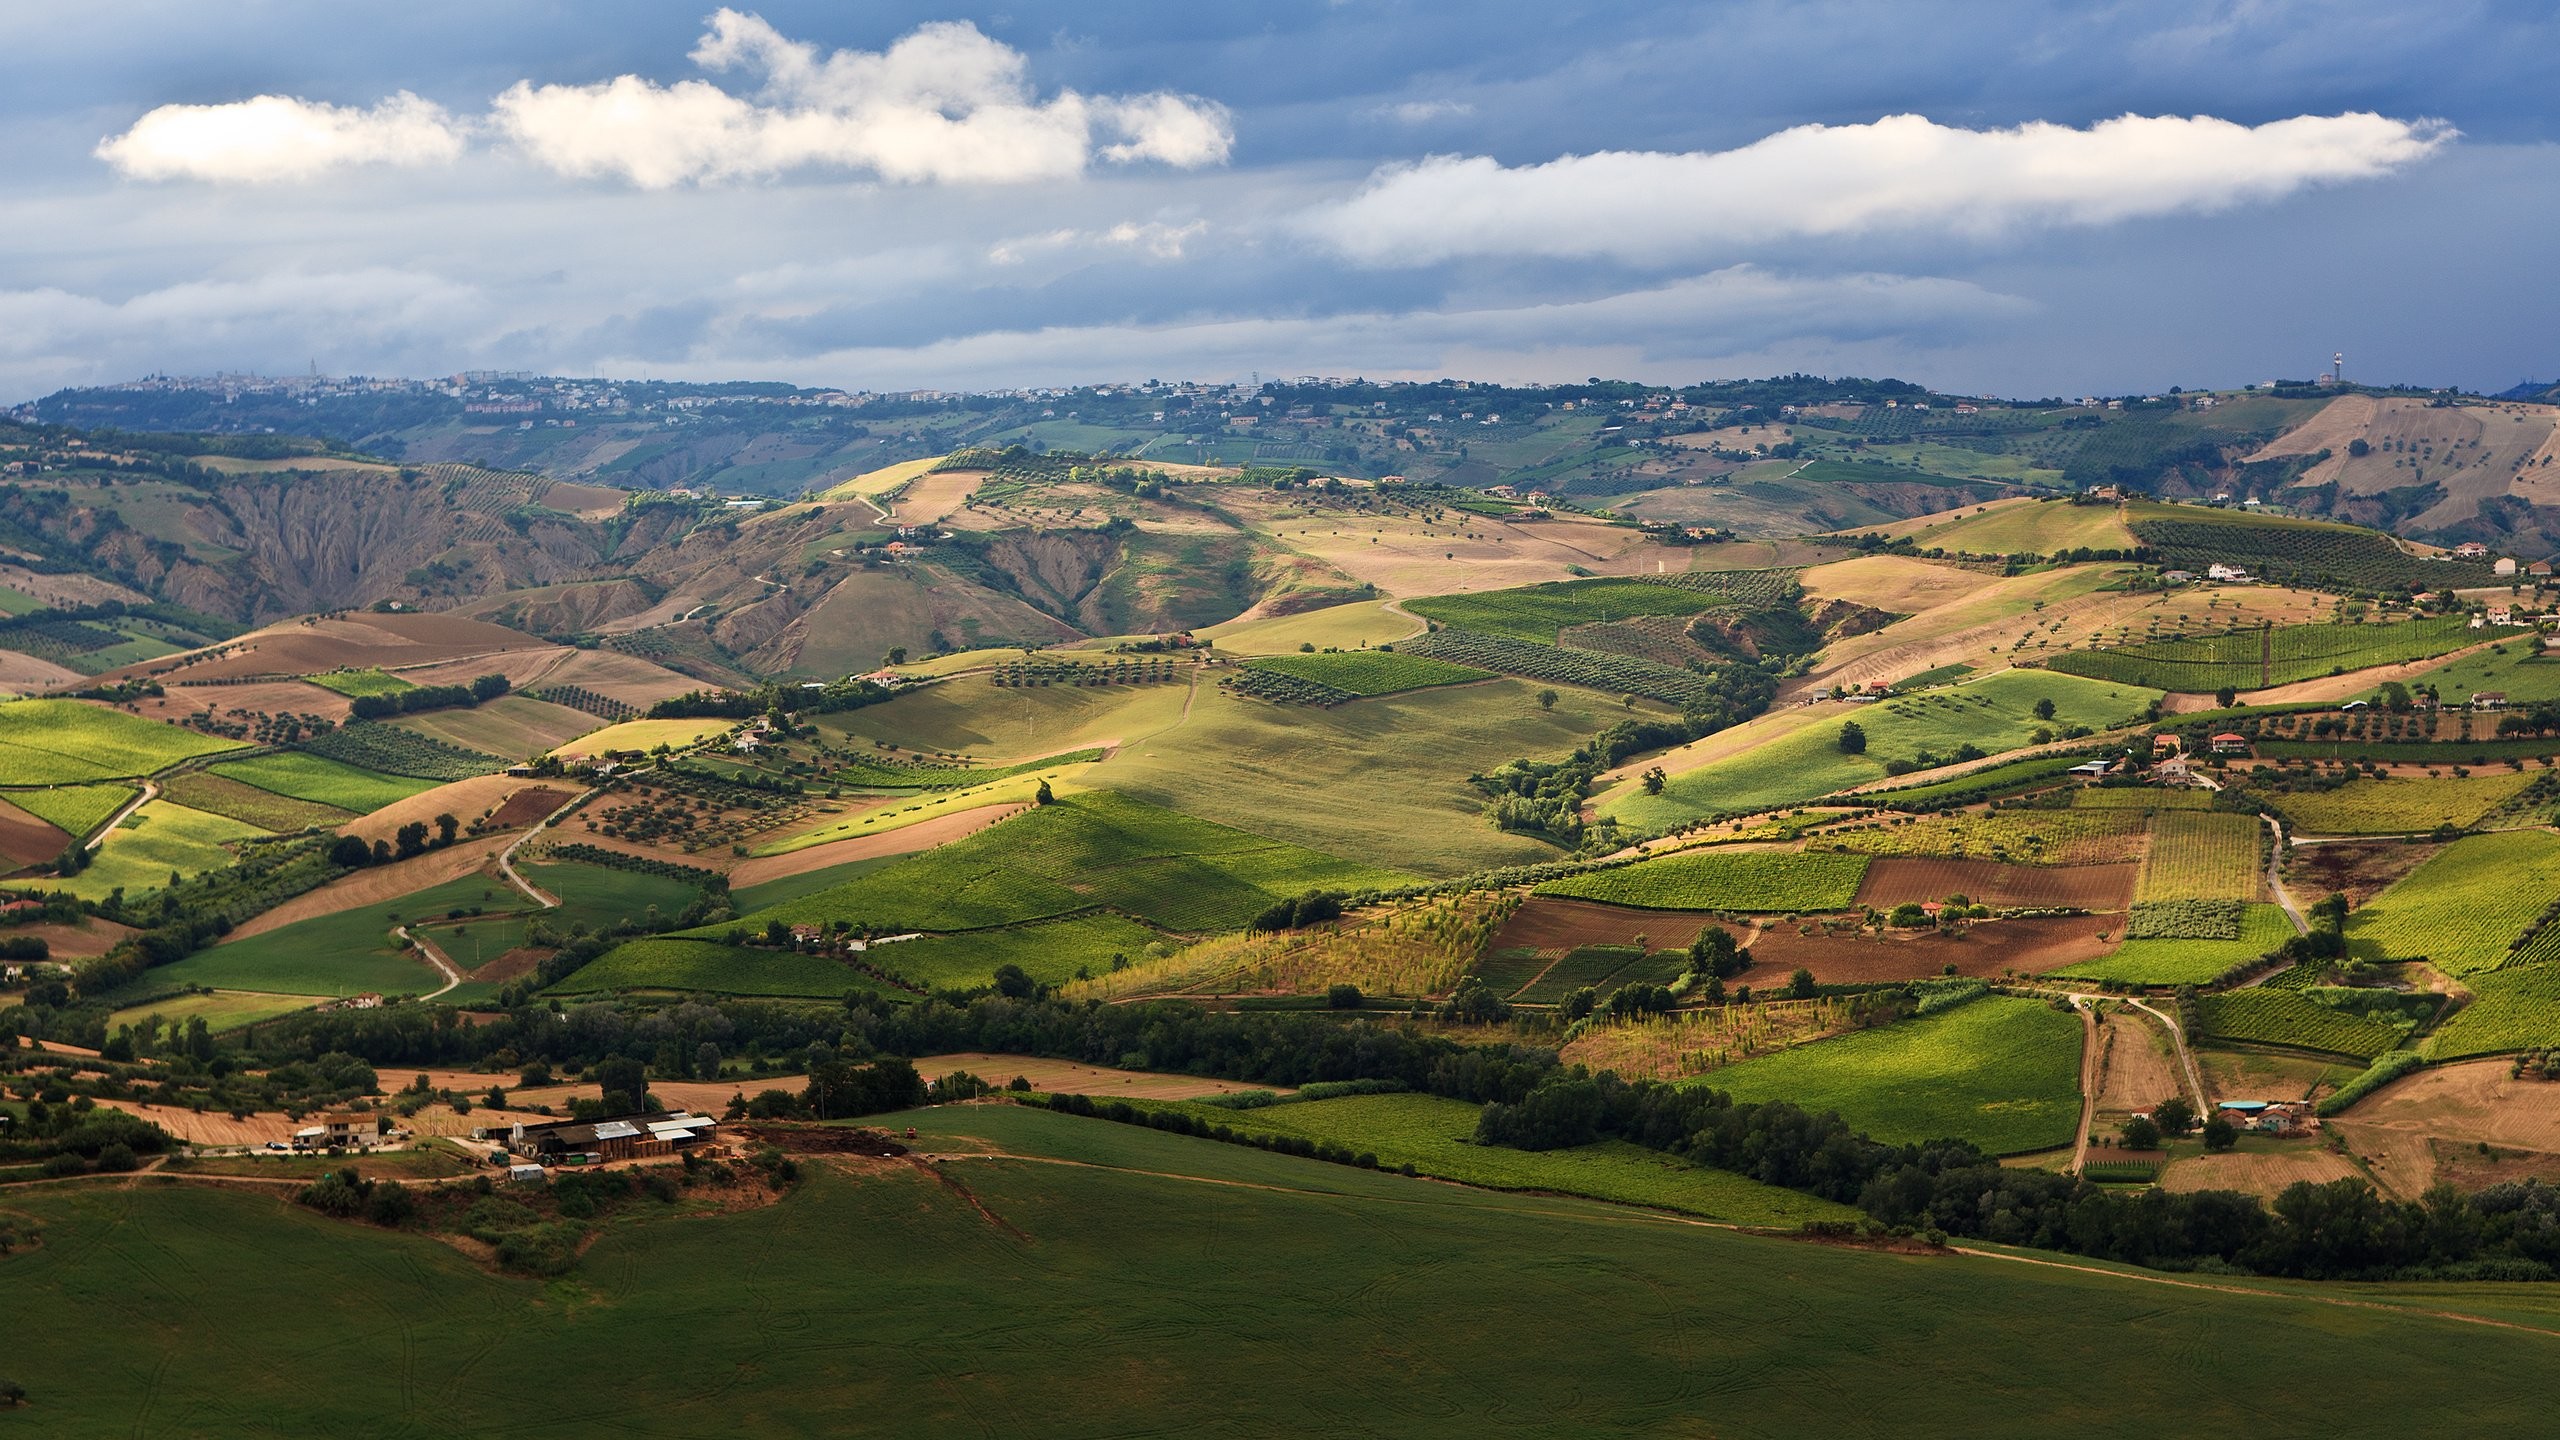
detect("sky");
top-left (3, 1), bottom-right (2556, 402)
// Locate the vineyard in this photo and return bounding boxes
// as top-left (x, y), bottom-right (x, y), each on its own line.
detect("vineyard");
top-left (2264, 772), bottom-right (2542, 836)
top-left (2136, 811), bottom-right (2263, 902)
top-left (1825, 810), bottom-right (2147, 867)
top-left (1403, 578), bottom-right (1733, 644)
top-left (2056, 903), bottom-right (2296, 986)
top-left (1512, 946), bottom-right (1687, 1004)
top-left (160, 771), bottom-right (356, 833)
top-left (2047, 615), bottom-right (2475, 692)
top-left (1707, 996), bottom-right (2084, 1154)
top-left (1225, 668), bottom-right (1356, 707)
top-left (210, 752), bottom-right (435, 813)
top-left (1643, 568), bottom-right (1804, 605)
top-left (2425, 964), bottom-right (2560, 1059)
top-left (1074, 893), bottom-right (1521, 1001)
top-left (989, 658), bottom-right (1183, 688)
top-left (524, 685), bottom-right (638, 723)
top-left (1399, 629), bottom-right (1733, 707)
top-left (2344, 830), bottom-right (2560, 975)
top-left (2128, 507), bottom-right (2496, 593)
top-left (2125, 899), bottom-right (2244, 939)
top-left (2071, 786), bottom-right (2214, 811)
top-left (0, 699), bottom-right (242, 783)
top-left (296, 722), bottom-right (506, 781)
top-left (1559, 997), bottom-right (1858, 1081)
top-left (1243, 651), bottom-right (1493, 697)
top-left (1864, 754), bottom-right (2086, 810)
top-left (5, 782), bottom-right (138, 839)
top-left (1536, 850), bottom-right (1870, 912)
top-left (2190, 989), bottom-right (2402, 1060)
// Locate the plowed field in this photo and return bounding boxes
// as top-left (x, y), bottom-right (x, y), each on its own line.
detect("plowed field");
top-left (1853, 857), bottom-right (2137, 912)
top-left (1743, 912), bottom-right (2125, 984)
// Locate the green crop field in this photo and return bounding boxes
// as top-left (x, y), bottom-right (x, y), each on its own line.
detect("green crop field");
top-left (65, 801), bottom-right (266, 902)
top-left (1827, 809), bottom-right (2146, 867)
top-left (520, 861), bottom-right (709, 935)
top-left (156, 872), bottom-right (514, 996)
top-left (2138, 811), bottom-right (2264, 902)
top-left (0, 698), bottom-right (240, 782)
top-left (1702, 996), bottom-right (2085, 1154)
top-left (2426, 964), bottom-right (2560, 1059)
top-left (9, 1106), bottom-right (2554, 1436)
top-left (4, 781), bottom-right (137, 838)
top-left (704, 792), bottom-right (1413, 939)
top-left (2345, 830), bottom-right (2560, 975)
top-left (548, 937), bottom-right (892, 998)
top-left (865, 913), bottom-right (1168, 990)
top-left (1537, 849), bottom-right (1869, 912)
top-left (1607, 670), bottom-right (2159, 827)
top-left (305, 667), bottom-right (415, 699)
top-left (2071, 786), bottom-right (2214, 811)
top-left (2191, 990), bottom-right (2403, 1060)
top-left (1403, 577), bottom-right (1732, 644)
top-left (1241, 650), bottom-right (1494, 696)
top-left (1132, 1091), bottom-right (1857, 1227)
top-left (2265, 772), bottom-right (2541, 836)
top-left (2047, 615), bottom-right (2476, 692)
top-left (2408, 643), bottom-right (2560, 706)
top-left (159, 771), bottom-right (356, 833)
top-left (2055, 903), bottom-right (2297, 986)
top-left (1472, 947), bottom-right (1553, 996)
top-left (210, 751), bottom-right (440, 813)
top-left (1866, 754), bottom-right (2085, 809)
top-left (297, 722), bottom-right (505, 781)
top-left (1511, 945), bottom-right (1688, 1004)
top-left (108, 988), bottom-right (324, 1033)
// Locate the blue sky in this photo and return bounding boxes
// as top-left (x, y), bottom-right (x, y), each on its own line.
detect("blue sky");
top-left (2, 1), bottom-right (2553, 400)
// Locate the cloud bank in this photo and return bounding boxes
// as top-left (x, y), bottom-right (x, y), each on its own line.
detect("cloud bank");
top-left (96, 10), bottom-right (1232, 188)
top-left (1308, 111), bottom-right (2454, 265)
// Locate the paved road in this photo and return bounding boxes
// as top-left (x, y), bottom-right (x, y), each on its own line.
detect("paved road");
top-left (396, 925), bottom-right (465, 1000)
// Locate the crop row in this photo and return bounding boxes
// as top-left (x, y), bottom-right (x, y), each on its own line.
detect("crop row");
top-left (2136, 811), bottom-right (2261, 903)
top-left (2190, 990), bottom-right (2401, 1060)
top-left (1226, 669), bottom-right (1358, 707)
top-left (2048, 615), bottom-right (2476, 691)
top-left (296, 722), bottom-right (506, 781)
top-left (1536, 849), bottom-right (1870, 912)
top-left (1401, 628), bottom-right (1730, 707)
top-left (2131, 514), bottom-right (2495, 594)
top-left (1826, 810), bottom-right (2146, 868)
top-left (1243, 650), bottom-right (1492, 697)
top-left (2263, 772), bottom-right (2541, 836)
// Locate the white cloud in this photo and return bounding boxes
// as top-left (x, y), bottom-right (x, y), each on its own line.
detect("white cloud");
top-left (1307, 111), bottom-right (2454, 265)
top-left (96, 93), bottom-right (465, 183)
top-left (1382, 100), bottom-right (1475, 124)
top-left (492, 10), bottom-right (1232, 187)
top-left (93, 11), bottom-right (1231, 190)
top-left (987, 219), bottom-right (1207, 265)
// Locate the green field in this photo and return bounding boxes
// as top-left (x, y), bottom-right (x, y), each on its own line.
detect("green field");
top-left (2071, 786), bottom-right (2214, 811)
top-left (210, 751), bottom-right (440, 813)
top-left (66, 801), bottom-right (266, 902)
top-left (4, 781), bottom-right (138, 838)
top-left (1606, 670), bottom-right (2159, 826)
top-left (2345, 830), bottom-right (2560, 975)
top-left (305, 667), bottom-right (415, 699)
top-left (108, 988), bottom-right (325, 1033)
top-left (2407, 643), bottom-right (2560, 706)
top-left (1829, 809), bottom-right (2146, 867)
top-left (2426, 963), bottom-right (2560, 1059)
top-left (1242, 650), bottom-right (1494, 696)
top-left (297, 722), bottom-right (506, 781)
top-left (520, 860), bottom-right (709, 935)
top-left (2190, 990), bottom-right (2403, 1060)
top-left (547, 937), bottom-right (887, 998)
top-left (1866, 754), bottom-right (2084, 809)
top-left (2048, 615), bottom-right (2477, 692)
top-left (708, 792), bottom-right (1413, 939)
top-left (2055, 904), bottom-right (2298, 985)
top-left (1538, 849), bottom-right (1869, 911)
top-left (8, 1105), bottom-right (2557, 1435)
top-left (156, 873), bottom-right (514, 996)
top-left (0, 698), bottom-right (240, 782)
top-left (1131, 1091), bottom-right (1857, 1226)
top-left (158, 771), bottom-right (355, 833)
top-left (2138, 810), bottom-right (2265, 902)
top-left (1403, 577), bottom-right (1730, 644)
top-left (1703, 996), bottom-right (2085, 1154)
top-left (730, 855), bottom-right (900, 912)
top-left (2266, 772), bottom-right (2541, 836)
top-left (1508, 945), bottom-right (1688, 1003)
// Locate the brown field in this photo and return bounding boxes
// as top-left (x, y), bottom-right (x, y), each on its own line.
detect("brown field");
top-left (2195, 1047), bottom-right (2359, 1104)
top-left (0, 647), bottom-right (89, 696)
top-left (1492, 896), bottom-right (1721, 953)
top-left (337, 775), bottom-right (559, 846)
top-left (1854, 857), bottom-right (2138, 911)
top-left (105, 612), bottom-right (551, 684)
top-left (6, 917), bottom-right (134, 959)
top-left (195, 455), bottom-right (400, 477)
top-left (539, 480), bottom-right (628, 518)
top-left (392, 695), bottom-right (602, 759)
top-left (1216, 488), bottom-right (1695, 599)
top-left (395, 646), bottom-right (578, 692)
top-left (910, 1052), bottom-right (1291, 1100)
top-left (223, 837), bottom-right (511, 940)
top-left (2158, 1145), bottom-right (2361, 1199)
top-left (2328, 1058), bottom-right (2560, 1153)
top-left (727, 803), bottom-right (1025, 889)
top-left (890, 468), bottom-right (988, 526)
top-left (1742, 912), bottom-right (2125, 983)
top-left (2227, 641), bottom-right (2501, 708)
top-left (117, 678), bottom-right (355, 727)
top-left (0, 562), bottom-right (147, 611)
top-left (92, 1098), bottom-right (300, 1148)
top-left (1800, 553), bottom-right (2006, 614)
top-left (0, 797), bottom-right (71, 869)
top-left (2286, 838), bottom-right (2443, 909)
top-left (2251, 395), bottom-right (2560, 530)
top-left (514, 647), bottom-right (700, 706)
top-left (485, 785), bottom-right (575, 829)
top-left (2091, 1007), bottom-right (2185, 1118)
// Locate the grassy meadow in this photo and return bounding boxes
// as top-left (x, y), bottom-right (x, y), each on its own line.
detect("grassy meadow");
top-left (157, 872), bottom-right (515, 995)
top-left (66, 801), bottom-right (265, 902)
top-left (1703, 996), bottom-right (2085, 1154)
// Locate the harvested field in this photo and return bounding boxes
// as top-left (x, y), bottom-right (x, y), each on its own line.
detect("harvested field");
top-left (485, 785), bottom-right (575, 829)
top-left (104, 612), bottom-right (550, 685)
top-left (2327, 1058), bottom-right (2560, 1154)
top-left (0, 647), bottom-right (89, 695)
top-left (1491, 897), bottom-right (1719, 954)
top-left (2286, 838), bottom-right (2443, 909)
top-left (393, 695), bottom-right (601, 759)
top-left (1741, 913), bottom-right (2125, 984)
top-left (2157, 1146), bottom-right (2361, 1199)
top-left (889, 468), bottom-right (987, 525)
top-left (0, 796), bottom-right (71, 868)
top-left (120, 679), bottom-right (353, 728)
top-left (222, 837), bottom-right (510, 941)
top-left (727, 803), bottom-right (1025, 889)
top-left (7, 917), bottom-right (134, 958)
top-left (514, 648), bottom-right (698, 707)
top-left (338, 775), bottom-right (562, 847)
top-left (91, 1098), bottom-right (298, 1148)
top-left (396, 647), bottom-right (576, 693)
top-left (1853, 857), bottom-right (2137, 912)
top-left (910, 1052), bottom-right (1292, 1100)
top-left (2091, 1007), bottom-right (2185, 1117)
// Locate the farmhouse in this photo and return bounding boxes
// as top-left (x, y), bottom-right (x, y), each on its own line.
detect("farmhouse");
top-left (2454, 542), bottom-right (2492, 559)
top-left (291, 1112), bottom-right (387, 1152)
top-left (501, 1111), bottom-right (720, 1162)
top-left (2206, 563), bottom-right (2251, 582)
top-left (2488, 606), bottom-right (2515, 626)
top-left (2532, 561), bottom-right (2554, 579)
top-left (2151, 734), bottom-right (2182, 756)
top-left (2160, 569), bottom-right (2197, 584)
top-left (2496, 557), bottom-right (2520, 577)
top-left (2472, 692), bottom-right (2509, 712)
top-left (2210, 732), bottom-right (2251, 756)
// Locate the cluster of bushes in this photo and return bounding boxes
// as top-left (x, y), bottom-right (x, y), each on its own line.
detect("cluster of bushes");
top-left (349, 672), bottom-right (508, 720)
top-left (1249, 890), bottom-right (1345, 933)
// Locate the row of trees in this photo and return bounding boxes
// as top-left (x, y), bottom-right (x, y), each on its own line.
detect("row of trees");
top-left (348, 672), bottom-right (508, 720)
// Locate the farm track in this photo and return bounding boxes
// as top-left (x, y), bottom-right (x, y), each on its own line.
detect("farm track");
top-left (496, 790), bottom-right (589, 909)
top-left (396, 924), bottom-right (465, 1000)
top-left (2069, 1001), bottom-right (2099, 1173)
top-left (86, 779), bottom-right (156, 850)
top-left (2261, 813), bottom-right (2309, 936)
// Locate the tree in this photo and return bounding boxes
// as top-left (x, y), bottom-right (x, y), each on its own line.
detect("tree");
top-left (1687, 925), bottom-right (1745, 979)
top-left (592, 1055), bottom-right (650, 1116)
top-left (1641, 765), bottom-right (1667, 795)
top-left (1561, 986), bottom-right (1598, 1021)
top-left (2215, 686), bottom-right (2237, 708)
top-left (433, 813), bottom-right (459, 847)
top-left (1786, 967), bottom-right (1818, 1000)
top-left (695, 1041), bottom-right (722, 1080)
top-left (1536, 688), bottom-right (1558, 711)
top-left (2119, 1115), bottom-right (2163, 1150)
top-left (2153, 1096), bottom-right (2196, 1136)
top-left (884, 647), bottom-right (907, 665)
top-left (2032, 697), bottom-right (2057, 721)
top-left (991, 963), bottom-right (1037, 999)
top-left (1836, 721), bottom-right (1867, 755)
top-left (1034, 779), bottom-right (1055, 805)
top-left (2201, 1115), bottom-right (2239, 1152)
top-left (327, 835), bottom-right (372, 868)
top-left (394, 821), bottom-right (429, 860)
top-left (1326, 983), bottom-right (1363, 1010)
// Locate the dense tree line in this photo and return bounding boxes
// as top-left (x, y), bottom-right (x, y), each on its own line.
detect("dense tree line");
top-left (348, 673), bottom-right (507, 720)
